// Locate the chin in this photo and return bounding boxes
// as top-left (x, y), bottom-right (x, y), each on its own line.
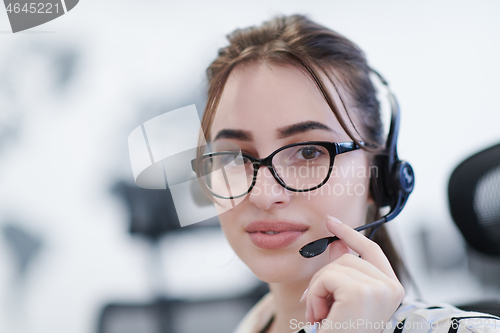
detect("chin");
top-left (240, 250), bottom-right (327, 284)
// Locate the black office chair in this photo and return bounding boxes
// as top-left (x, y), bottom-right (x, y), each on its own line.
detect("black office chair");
top-left (97, 283), bottom-right (269, 333)
top-left (448, 142), bottom-right (500, 316)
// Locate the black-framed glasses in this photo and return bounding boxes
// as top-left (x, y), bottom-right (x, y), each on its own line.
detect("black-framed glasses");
top-left (191, 141), bottom-right (361, 199)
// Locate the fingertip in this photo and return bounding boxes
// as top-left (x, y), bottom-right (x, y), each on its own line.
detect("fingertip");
top-left (326, 220), bottom-right (337, 231)
top-left (326, 216), bottom-right (344, 233)
top-left (327, 215), bottom-right (342, 224)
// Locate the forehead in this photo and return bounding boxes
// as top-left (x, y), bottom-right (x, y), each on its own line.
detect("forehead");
top-left (210, 62), bottom-right (350, 143)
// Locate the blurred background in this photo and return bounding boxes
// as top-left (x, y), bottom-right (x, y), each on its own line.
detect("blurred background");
top-left (1, 1), bottom-right (500, 332)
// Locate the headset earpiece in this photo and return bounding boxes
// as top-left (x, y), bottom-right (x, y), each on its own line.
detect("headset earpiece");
top-left (370, 70), bottom-right (415, 209)
top-left (395, 161), bottom-right (415, 196)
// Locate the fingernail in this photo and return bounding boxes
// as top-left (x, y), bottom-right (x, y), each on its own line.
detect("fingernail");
top-left (327, 215), bottom-right (342, 224)
top-left (300, 288), bottom-right (308, 303)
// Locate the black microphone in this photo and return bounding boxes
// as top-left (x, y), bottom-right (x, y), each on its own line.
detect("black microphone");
top-left (299, 193), bottom-right (407, 258)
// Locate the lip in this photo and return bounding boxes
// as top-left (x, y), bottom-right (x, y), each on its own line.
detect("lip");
top-left (246, 221), bottom-right (309, 249)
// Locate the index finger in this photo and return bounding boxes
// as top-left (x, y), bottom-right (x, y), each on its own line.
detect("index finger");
top-left (326, 215), bottom-right (398, 279)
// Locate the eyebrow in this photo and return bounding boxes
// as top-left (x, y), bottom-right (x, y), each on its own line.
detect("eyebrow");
top-left (276, 121), bottom-right (334, 139)
top-left (214, 129), bottom-right (253, 141)
top-left (213, 121), bottom-right (334, 142)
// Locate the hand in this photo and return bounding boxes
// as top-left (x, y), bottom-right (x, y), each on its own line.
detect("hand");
top-left (303, 216), bottom-right (405, 332)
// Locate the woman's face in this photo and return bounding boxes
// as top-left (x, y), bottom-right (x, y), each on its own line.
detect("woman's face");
top-left (210, 63), bottom-right (372, 283)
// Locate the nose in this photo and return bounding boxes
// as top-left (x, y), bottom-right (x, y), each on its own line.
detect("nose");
top-left (248, 165), bottom-right (292, 210)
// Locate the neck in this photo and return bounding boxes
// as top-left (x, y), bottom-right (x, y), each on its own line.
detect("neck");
top-left (268, 280), bottom-right (309, 333)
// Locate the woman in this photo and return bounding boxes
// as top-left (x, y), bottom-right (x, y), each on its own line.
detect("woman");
top-left (194, 15), bottom-right (499, 333)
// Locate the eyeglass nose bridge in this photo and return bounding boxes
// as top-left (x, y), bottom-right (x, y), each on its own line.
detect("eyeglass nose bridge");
top-left (247, 154), bottom-right (288, 192)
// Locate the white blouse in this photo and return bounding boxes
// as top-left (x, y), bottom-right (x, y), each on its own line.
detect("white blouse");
top-left (234, 293), bottom-right (500, 333)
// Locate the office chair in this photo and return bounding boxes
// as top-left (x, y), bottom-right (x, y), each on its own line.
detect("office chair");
top-left (448, 142), bottom-right (500, 316)
top-left (97, 182), bottom-right (268, 333)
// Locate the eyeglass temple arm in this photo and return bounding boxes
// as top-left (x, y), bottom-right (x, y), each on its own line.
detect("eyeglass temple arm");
top-left (337, 141), bottom-right (364, 154)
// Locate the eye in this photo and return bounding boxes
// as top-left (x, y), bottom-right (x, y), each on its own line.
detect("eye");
top-left (297, 146), bottom-right (323, 160)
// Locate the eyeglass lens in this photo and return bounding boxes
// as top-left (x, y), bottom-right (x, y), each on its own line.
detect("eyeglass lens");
top-left (201, 144), bottom-right (331, 198)
top-left (273, 144), bottom-right (330, 190)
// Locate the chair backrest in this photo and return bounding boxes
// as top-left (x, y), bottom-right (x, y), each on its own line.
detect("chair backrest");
top-left (448, 142), bottom-right (500, 256)
top-left (97, 284), bottom-right (269, 333)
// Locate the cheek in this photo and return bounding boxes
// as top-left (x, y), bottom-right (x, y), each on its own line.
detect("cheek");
top-left (314, 154), bottom-right (371, 226)
top-left (217, 208), bottom-right (237, 235)
top-left (216, 205), bottom-right (247, 251)
top-left (212, 193), bottom-right (247, 220)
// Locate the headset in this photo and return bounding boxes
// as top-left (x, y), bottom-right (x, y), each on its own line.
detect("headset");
top-left (299, 70), bottom-right (415, 258)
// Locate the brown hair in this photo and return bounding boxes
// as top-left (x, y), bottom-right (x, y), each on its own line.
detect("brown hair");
top-left (199, 14), bottom-right (408, 282)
